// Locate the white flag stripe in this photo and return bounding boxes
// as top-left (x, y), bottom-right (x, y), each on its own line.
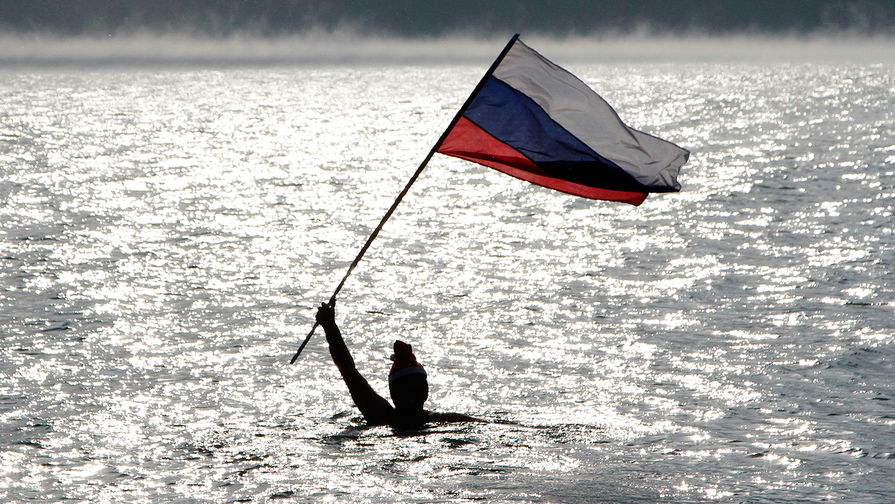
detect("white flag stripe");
top-left (493, 39), bottom-right (687, 190)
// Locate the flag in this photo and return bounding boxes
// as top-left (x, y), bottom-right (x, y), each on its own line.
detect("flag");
top-left (436, 36), bottom-right (689, 206)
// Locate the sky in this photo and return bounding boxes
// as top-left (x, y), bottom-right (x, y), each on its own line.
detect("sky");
top-left (2, 0), bottom-right (894, 36)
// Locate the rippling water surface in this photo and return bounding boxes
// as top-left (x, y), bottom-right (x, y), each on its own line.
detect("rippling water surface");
top-left (1, 53), bottom-right (894, 503)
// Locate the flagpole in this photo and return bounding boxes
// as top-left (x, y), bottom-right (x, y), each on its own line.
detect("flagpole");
top-left (290, 33), bottom-right (520, 364)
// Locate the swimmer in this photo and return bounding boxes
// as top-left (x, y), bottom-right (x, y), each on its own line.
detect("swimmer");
top-left (315, 302), bottom-right (480, 428)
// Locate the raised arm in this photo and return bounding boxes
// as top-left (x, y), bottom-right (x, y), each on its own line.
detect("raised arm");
top-left (316, 303), bottom-right (395, 425)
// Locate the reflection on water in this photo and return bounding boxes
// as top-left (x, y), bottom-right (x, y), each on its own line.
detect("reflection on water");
top-left (1, 61), bottom-right (894, 503)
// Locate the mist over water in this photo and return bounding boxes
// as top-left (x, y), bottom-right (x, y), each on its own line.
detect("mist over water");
top-left (2, 32), bottom-right (895, 65)
top-left (2, 34), bottom-right (894, 503)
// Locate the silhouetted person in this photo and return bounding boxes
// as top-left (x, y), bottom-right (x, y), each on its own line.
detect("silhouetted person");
top-left (315, 302), bottom-right (480, 428)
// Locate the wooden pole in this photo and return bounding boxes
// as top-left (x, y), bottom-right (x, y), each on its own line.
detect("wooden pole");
top-left (290, 34), bottom-right (520, 364)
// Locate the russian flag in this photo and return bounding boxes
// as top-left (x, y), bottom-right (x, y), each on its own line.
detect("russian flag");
top-left (437, 36), bottom-right (689, 206)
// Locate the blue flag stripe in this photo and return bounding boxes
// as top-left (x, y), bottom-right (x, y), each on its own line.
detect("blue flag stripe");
top-left (463, 77), bottom-right (648, 193)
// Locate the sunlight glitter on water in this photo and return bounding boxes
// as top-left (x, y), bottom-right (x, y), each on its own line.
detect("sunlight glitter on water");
top-left (1, 57), bottom-right (894, 502)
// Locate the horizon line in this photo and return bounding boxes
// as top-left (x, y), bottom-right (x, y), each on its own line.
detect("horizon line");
top-left (2, 31), bottom-right (895, 66)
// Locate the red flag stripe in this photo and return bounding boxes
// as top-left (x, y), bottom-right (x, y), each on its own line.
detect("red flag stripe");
top-left (439, 117), bottom-right (647, 206)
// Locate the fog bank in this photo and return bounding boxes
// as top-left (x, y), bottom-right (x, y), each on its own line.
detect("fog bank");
top-left (2, 32), bottom-right (894, 66)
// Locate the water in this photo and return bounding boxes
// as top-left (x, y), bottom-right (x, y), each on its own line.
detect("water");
top-left (1, 51), bottom-right (894, 503)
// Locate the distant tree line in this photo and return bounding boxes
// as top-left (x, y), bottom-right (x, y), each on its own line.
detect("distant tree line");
top-left (1, 0), bottom-right (893, 35)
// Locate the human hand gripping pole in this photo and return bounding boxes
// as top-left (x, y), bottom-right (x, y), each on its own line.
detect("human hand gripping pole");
top-left (288, 34), bottom-right (520, 364)
top-left (289, 298), bottom-right (334, 365)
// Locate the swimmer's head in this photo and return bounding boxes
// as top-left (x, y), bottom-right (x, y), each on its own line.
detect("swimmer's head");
top-left (388, 340), bottom-right (428, 413)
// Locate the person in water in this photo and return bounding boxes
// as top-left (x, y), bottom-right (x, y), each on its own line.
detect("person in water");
top-left (315, 302), bottom-right (479, 427)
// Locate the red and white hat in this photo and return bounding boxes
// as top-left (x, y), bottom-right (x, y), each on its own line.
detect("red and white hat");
top-left (389, 340), bottom-right (427, 384)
